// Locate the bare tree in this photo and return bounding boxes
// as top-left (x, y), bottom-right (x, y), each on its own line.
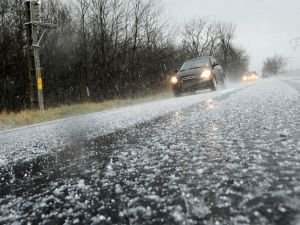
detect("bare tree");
top-left (0, 0), bottom-right (28, 111)
top-left (180, 18), bottom-right (247, 79)
top-left (74, 0), bottom-right (91, 98)
top-left (262, 54), bottom-right (287, 76)
top-left (216, 22), bottom-right (236, 71)
top-left (182, 18), bottom-right (215, 57)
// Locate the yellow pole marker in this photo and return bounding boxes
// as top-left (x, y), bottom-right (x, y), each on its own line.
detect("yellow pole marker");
top-left (37, 69), bottom-right (43, 90)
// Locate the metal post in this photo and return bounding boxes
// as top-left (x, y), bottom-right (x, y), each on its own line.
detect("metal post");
top-left (24, 0), bottom-right (44, 111)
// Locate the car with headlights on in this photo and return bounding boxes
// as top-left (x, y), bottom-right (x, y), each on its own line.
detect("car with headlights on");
top-left (170, 56), bottom-right (226, 97)
top-left (242, 71), bottom-right (258, 82)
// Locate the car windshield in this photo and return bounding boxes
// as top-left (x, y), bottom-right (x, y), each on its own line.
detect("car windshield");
top-left (180, 58), bottom-right (210, 71)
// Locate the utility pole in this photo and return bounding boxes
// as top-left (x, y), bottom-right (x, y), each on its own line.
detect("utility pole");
top-left (290, 37), bottom-right (300, 51)
top-left (24, 0), bottom-right (56, 111)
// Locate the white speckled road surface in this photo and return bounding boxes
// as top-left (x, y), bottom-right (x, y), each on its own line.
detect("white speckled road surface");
top-left (0, 77), bottom-right (300, 225)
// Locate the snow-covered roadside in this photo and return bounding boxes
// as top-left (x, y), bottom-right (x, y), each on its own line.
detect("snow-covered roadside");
top-left (0, 86), bottom-right (243, 167)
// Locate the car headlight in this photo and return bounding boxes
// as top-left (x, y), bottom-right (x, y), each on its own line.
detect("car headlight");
top-left (201, 70), bottom-right (211, 79)
top-left (171, 76), bottom-right (178, 84)
top-left (243, 76), bottom-right (248, 81)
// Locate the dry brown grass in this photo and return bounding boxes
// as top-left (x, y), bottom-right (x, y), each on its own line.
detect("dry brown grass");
top-left (0, 91), bottom-right (172, 131)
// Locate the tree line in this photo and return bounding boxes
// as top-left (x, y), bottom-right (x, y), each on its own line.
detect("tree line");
top-left (0, 0), bottom-right (249, 112)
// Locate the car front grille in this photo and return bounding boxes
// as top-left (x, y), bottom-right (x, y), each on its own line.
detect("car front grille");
top-left (181, 75), bottom-right (197, 81)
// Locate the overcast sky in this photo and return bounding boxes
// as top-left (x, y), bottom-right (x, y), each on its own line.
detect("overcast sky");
top-left (163, 0), bottom-right (300, 72)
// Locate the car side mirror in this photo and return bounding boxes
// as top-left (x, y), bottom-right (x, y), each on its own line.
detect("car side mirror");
top-left (212, 63), bottom-right (219, 68)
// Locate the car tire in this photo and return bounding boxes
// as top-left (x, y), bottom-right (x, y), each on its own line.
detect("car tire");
top-left (210, 76), bottom-right (217, 91)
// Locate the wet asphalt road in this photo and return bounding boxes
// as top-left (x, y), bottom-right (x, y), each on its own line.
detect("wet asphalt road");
top-left (1, 77), bottom-right (300, 225)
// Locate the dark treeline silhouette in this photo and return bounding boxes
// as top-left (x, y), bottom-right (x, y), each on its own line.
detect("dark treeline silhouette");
top-left (0, 0), bottom-right (28, 112)
top-left (0, 0), bottom-right (249, 112)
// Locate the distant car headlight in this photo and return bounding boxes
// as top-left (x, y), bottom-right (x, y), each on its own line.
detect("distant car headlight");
top-left (171, 76), bottom-right (178, 84)
top-left (243, 76), bottom-right (248, 81)
top-left (201, 70), bottom-right (212, 79)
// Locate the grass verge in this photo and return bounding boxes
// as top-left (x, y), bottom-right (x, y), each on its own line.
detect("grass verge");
top-left (0, 91), bottom-right (172, 131)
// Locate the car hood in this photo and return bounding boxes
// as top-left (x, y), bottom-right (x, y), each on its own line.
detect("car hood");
top-left (177, 66), bottom-right (211, 78)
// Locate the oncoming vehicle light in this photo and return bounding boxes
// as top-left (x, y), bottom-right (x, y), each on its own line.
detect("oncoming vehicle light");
top-left (201, 70), bottom-right (211, 79)
top-left (171, 76), bottom-right (178, 84)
